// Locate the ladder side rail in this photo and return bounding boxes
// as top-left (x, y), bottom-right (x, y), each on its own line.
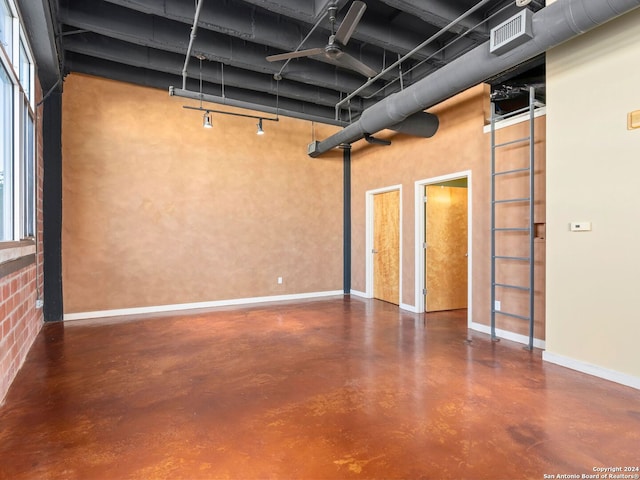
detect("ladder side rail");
top-left (527, 86), bottom-right (536, 351)
top-left (490, 100), bottom-right (497, 341)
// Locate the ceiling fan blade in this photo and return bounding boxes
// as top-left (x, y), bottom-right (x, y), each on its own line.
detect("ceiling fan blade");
top-left (266, 48), bottom-right (325, 62)
top-left (333, 52), bottom-right (377, 78)
top-left (334, 1), bottom-right (366, 46)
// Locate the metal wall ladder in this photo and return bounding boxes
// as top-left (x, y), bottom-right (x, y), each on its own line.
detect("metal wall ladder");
top-left (490, 86), bottom-right (539, 350)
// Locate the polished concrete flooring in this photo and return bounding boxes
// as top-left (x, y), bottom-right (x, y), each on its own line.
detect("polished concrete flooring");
top-left (1, 297), bottom-right (638, 480)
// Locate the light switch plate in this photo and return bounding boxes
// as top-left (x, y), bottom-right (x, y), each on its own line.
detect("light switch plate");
top-left (570, 222), bottom-right (591, 232)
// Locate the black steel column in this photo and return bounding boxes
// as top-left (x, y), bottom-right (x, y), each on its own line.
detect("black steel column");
top-left (343, 146), bottom-right (351, 294)
top-left (43, 89), bottom-right (63, 322)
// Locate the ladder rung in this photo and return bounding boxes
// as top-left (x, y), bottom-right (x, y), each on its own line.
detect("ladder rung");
top-left (494, 311), bottom-right (531, 321)
top-left (494, 283), bottom-right (530, 291)
top-left (493, 227), bottom-right (530, 232)
top-left (494, 255), bottom-right (530, 261)
top-left (493, 167), bottom-right (530, 177)
top-left (493, 197), bottom-right (530, 204)
top-left (493, 105), bottom-right (533, 121)
top-left (494, 137), bottom-right (530, 148)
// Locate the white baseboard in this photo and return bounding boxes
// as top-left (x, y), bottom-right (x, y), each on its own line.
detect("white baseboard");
top-left (469, 321), bottom-right (546, 349)
top-left (400, 303), bottom-right (420, 313)
top-left (349, 289), bottom-right (369, 299)
top-left (543, 351), bottom-right (640, 390)
top-left (347, 292), bottom-right (419, 313)
top-left (63, 290), bottom-right (344, 321)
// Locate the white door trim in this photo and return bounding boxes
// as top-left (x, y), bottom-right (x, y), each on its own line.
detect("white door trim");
top-left (414, 171), bottom-right (472, 327)
top-left (365, 185), bottom-right (403, 302)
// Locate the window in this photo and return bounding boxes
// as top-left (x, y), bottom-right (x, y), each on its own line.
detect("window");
top-left (22, 98), bottom-right (34, 237)
top-left (0, 0), bottom-right (35, 242)
top-left (0, 0), bottom-right (13, 56)
top-left (19, 39), bottom-right (30, 98)
top-left (0, 64), bottom-right (12, 240)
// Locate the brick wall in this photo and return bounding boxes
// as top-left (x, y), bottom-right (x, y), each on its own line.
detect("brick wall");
top-left (0, 264), bottom-right (42, 402)
top-left (0, 81), bottom-right (45, 404)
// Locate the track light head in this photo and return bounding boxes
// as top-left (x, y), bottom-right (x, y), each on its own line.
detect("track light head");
top-left (203, 112), bottom-right (212, 129)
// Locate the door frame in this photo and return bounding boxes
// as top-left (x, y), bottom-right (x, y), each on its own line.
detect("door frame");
top-left (414, 171), bottom-right (472, 326)
top-left (365, 185), bottom-right (402, 303)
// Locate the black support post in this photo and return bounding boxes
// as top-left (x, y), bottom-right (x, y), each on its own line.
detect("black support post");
top-left (43, 90), bottom-right (64, 322)
top-left (343, 146), bottom-right (351, 294)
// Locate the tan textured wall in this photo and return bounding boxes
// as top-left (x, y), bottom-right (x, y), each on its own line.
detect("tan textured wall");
top-left (546, 8), bottom-right (640, 379)
top-left (62, 74), bottom-right (343, 313)
top-left (351, 84), bottom-right (546, 333)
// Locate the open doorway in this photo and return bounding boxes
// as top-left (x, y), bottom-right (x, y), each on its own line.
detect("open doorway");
top-left (415, 172), bottom-right (472, 325)
top-left (425, 181), bottom-right (468, 311)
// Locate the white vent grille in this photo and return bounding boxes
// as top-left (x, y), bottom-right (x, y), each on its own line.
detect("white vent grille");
top-left (490, 9), bottom-right (533, 55)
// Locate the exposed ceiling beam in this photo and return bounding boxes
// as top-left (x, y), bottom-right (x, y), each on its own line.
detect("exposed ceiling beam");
top-left (378, 0), bottom-right (491, 40)
top-left (233, 0), bottom-right (322, 22)
top-left (63, 33), bottom-right (365, 111)
top-left (58, 0), bottom-right (382, 97)
top-left (102, 0), bottom-right (435, 60)
top-left (94, 0), bottom-right (408, 80)
top-left (239, 0), bottom-right (431, 58)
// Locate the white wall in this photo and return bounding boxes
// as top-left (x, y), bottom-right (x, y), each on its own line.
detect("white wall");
top-left (545, 7), bottom-right (640, 387)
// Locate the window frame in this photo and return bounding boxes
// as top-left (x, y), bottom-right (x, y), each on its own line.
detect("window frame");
top-left (0, 0), bottom-right (36, 243)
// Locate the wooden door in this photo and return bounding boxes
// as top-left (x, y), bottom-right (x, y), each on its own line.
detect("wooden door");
top-left (425, 185), bottom-right (468, 312)
top-left (373, 190), bottom-right (400, 305)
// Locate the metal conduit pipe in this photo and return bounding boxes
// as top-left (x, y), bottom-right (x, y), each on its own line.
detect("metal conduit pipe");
top-left (182, 0), bottom-right (206, 90)
top-left (309, 0), bottom-right (640, 157)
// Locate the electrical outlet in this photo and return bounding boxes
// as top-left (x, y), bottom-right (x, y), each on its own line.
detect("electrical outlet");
top-left (277, 277), bottom-right (283, 284)
top-left (35, 299), bottom-right (44, 309)
top-left (494, 300), bottom-right (501, 311)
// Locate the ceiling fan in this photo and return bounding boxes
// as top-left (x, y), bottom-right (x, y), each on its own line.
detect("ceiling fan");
top-left (266, 1), bottom-right (377, 78)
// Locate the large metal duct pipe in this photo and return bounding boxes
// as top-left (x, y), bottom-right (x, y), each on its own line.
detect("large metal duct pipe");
top-left (389, 111), bottom-right (439, 138)
top-left (309, 0), bottom-right (640, 157)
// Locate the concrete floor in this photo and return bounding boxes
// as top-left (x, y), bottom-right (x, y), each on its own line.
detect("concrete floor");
top-left (0, 297), bottom-right (638, 479)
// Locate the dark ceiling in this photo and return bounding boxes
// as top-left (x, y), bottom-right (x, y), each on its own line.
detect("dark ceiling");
top-left (27, 0), bottom-right (545, 125)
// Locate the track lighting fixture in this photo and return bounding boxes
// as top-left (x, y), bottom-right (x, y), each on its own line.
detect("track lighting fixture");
top-left (182, 52), bottom-right (279, 135)
top-left (184, 106), bottom-right (278, 133)
top-left (203, 112), bottom-right (212, 129)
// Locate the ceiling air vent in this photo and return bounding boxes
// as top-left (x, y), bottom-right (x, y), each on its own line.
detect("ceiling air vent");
top-left (490, 9), bottom-right (533, 55)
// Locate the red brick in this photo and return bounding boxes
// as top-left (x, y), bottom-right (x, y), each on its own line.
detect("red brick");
top-left (0, 337), bottom-right (7, 360)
